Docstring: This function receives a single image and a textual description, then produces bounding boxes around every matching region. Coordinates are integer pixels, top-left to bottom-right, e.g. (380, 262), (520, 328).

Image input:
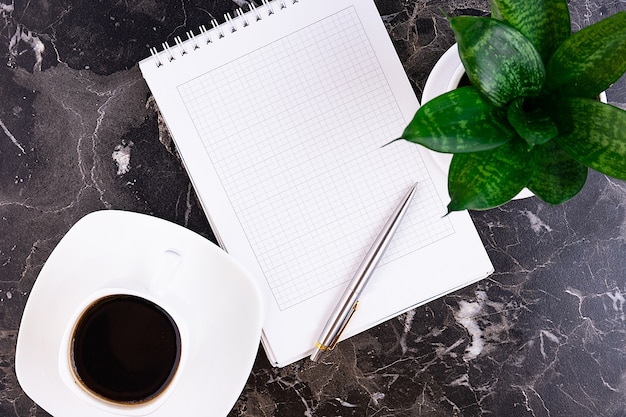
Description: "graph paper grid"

(178, 7), (454, 310)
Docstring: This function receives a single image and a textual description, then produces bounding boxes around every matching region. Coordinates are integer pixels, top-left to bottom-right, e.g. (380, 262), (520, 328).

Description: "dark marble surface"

(2, 0), (626, 416)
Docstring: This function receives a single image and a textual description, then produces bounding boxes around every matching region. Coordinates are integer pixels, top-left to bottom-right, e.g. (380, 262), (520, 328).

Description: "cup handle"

(149, 250), (182, 294)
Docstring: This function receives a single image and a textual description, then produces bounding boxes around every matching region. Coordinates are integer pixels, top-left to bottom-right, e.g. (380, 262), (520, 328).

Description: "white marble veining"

(1, 0), (626, 416)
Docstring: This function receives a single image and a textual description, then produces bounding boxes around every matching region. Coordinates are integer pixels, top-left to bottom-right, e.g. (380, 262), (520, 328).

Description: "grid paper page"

(178, 7), (454, 310)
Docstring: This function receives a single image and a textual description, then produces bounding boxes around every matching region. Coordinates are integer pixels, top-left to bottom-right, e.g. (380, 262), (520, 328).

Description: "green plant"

(399, 0), (626, 213)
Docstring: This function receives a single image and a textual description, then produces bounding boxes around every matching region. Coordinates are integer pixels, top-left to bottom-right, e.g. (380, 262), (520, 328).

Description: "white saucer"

(16, 210), (263, 417)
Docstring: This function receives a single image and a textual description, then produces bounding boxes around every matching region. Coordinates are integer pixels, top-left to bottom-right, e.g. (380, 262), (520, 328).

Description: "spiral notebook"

(139, 0), (493, 367)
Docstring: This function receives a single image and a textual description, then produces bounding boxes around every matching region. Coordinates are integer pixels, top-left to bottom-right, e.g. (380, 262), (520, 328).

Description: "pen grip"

(315, 289), (360, 351)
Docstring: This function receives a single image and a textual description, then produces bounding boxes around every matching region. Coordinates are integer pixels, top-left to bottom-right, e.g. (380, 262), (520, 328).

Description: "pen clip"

(327, 300), (359, 351)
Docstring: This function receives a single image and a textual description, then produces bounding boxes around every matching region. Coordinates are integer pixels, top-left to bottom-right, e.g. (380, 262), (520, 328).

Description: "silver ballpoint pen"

(310, 181), (419, 361)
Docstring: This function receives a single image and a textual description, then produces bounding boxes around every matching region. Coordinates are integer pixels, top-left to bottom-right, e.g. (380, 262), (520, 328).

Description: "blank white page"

(140, 0), (493, 366)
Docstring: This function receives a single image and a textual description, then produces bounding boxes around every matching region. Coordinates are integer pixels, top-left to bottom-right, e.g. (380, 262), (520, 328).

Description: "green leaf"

(491, 0), (571, 63)
(546, 11), (626, 98)
(507, 97), (558, 146)
(554, 97), (626, 180)
(527, 141), (587, 204)
(447, 139), (534, 212)
(401, 86), (515, 153)
(450, 16), (545, 107)
(491, 2), (503, 20)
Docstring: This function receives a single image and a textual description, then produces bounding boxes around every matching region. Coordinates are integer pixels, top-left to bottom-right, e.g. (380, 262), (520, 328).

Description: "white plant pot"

(420, 43), (608, 202)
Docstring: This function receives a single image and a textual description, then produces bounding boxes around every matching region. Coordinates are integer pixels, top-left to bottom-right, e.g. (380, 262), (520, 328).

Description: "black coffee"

(71, 295), (181, 404)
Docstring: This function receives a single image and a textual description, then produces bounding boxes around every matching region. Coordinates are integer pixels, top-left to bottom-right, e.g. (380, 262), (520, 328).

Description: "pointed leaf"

(492, 0), (571, 63)
(546, 11), (626, 98)
(447, 139), (534, 212)
(507, 97), (558, 146)
(450, 16), (545, 107)
(491, 2), (503, 20)
(401, 87), (515, 153)
(527, 141), (587, 204)
(553, 97), (626, 180)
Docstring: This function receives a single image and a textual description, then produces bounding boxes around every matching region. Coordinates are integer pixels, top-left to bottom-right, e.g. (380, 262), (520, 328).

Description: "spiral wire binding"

(149, 0), (299, 68)
(236, 8), (250, 27)
(198, 25), (211, 45)
(211, 19), (224, 39)
(262, 0), (274, 15)
(187, 30), (199, 50)
(248, 2), (261, 21)
(224, 13), (236, 33)
(174, 36), (187, 55)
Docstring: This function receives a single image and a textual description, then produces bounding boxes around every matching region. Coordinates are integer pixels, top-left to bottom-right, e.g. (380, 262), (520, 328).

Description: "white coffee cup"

(59, 289), (185, 415)
(16, 211), (263, 417)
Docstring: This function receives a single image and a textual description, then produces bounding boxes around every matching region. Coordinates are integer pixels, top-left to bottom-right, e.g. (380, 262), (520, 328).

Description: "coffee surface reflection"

(71, 295), (181, 404)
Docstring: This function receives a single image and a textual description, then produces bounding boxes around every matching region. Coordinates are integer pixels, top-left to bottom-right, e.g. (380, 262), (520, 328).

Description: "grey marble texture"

(1, 0), (626, 416)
